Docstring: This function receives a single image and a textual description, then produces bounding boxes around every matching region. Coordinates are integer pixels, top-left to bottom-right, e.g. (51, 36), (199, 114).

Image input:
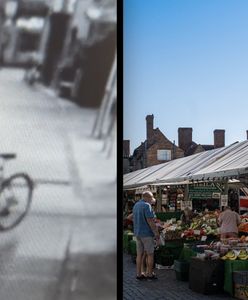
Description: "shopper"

(218, 206), (241, 239)
(132, 191), (160, 280)
(180, 207), (194, 225)
(140, 198), (159, 277)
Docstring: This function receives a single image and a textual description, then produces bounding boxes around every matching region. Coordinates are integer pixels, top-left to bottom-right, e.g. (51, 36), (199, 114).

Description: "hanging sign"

(212, 192), (221, 199)
(189, 185), (222, 199)
(181, 200), (192, 210)
(135, 185), (157, 194)
(162, 194), (168, 205)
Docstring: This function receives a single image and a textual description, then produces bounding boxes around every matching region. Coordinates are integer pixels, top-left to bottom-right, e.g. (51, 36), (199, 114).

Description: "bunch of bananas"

(221, 250), (248, 260)
(237, 250), (248, 260)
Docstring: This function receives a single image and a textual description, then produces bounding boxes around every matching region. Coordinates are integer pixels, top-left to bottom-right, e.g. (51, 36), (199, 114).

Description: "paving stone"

(123, 253), (234, 300)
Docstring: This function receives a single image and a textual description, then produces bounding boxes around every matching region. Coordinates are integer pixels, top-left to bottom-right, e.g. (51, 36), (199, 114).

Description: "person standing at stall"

(132, 191), (160, 280)
(180, 206), (194, 225)
(218, 206), (241, 239)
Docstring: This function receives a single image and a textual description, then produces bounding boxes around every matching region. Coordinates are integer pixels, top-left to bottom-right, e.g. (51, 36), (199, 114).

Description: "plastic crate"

(224, 260), (248, 296)
(123, 231), (133, 253)
(175, 270), (189, 281)
(233, 271), (248, 300)
(165, 239), (184, 248)
(129, 240), (137, 256)
(159, 242), (184, 260)
(174, 260), (190, 281)
(234, 271), (248, 285)
(155, 253), (174, 266)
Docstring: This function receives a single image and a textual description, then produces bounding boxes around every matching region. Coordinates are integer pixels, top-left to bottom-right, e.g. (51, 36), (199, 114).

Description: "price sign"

(221, 195), (228, 207)
(194, 230), (201, 235)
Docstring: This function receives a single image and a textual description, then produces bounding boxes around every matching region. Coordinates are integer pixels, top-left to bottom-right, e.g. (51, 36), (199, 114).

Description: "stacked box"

(233, 271), (248, 300)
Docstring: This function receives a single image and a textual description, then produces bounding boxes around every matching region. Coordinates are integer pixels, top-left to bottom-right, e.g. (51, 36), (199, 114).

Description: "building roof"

(201, 144), (215, 151)
(124, 139), (248, 189)
(184, 142), (198, 156)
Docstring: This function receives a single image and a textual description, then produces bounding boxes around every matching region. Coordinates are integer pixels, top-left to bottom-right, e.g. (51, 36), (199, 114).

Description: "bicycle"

(0, 153), (33, 231)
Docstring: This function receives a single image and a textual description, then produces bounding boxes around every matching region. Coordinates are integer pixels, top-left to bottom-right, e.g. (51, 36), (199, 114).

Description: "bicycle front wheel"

(0, 173), (33, 231)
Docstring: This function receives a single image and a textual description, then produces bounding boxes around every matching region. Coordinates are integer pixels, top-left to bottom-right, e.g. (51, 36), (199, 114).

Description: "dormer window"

(157, 149), (171, 161)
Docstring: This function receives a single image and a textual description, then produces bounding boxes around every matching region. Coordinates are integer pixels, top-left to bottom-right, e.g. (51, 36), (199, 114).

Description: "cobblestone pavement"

(123, 253), (234, 300)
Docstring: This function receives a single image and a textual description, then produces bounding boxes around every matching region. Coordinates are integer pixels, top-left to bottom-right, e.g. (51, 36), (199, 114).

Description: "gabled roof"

(133, 141), (147, 157)
(124, 140), (248, 189)
(132, 128), (183, 157)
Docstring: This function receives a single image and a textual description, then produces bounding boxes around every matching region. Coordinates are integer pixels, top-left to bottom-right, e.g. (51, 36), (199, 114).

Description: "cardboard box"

(234, 283), (248, 300)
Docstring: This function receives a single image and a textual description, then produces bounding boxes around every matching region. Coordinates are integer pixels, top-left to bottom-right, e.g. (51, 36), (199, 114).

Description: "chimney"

(178, 128), (193, 152)
(246, 130), (248, 140)
(123, 140), (130, 157)
(214, 129), (225, 148)
(146, 114), (154, 147)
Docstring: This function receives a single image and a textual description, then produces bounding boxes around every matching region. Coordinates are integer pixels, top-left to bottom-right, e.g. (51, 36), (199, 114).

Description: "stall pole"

(221, 181), (229, 211)
(184, 184), (189, 201)
(157, 186), (162, 212)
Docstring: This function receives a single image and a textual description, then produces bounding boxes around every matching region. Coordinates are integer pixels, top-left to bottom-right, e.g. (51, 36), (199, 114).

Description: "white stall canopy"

(124, 140), (248, 190)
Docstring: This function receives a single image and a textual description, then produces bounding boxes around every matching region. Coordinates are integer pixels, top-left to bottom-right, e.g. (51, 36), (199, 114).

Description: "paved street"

(123, 253), (234, 300)
(0, 68), (116, 300)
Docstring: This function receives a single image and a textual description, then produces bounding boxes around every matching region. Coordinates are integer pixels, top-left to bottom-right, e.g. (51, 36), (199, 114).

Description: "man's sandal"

(147, 274), (158, 280)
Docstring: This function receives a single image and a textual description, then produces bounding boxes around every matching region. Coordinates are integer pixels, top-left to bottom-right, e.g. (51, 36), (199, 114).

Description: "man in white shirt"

(218, 206), (241, 239)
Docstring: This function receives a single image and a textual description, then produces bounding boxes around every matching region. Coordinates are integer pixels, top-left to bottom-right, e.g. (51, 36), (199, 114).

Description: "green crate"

(123, 235), (128, 252)
(175, 270), (189, 281)
(158, 242), (184, 260)
(174, 260), (190, 281)
(170, 247), (183, 260)
(123, 231), (134, 253)
(164, 239), (184, 248)
(179, 247), (197, 262)
(129, 240), (137, 256)
(155, 253), (174, 266)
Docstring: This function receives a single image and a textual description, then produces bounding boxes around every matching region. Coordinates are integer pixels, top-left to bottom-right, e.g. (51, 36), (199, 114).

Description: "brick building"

(123, 114), (226, 174)
(123, 115), (185, 173)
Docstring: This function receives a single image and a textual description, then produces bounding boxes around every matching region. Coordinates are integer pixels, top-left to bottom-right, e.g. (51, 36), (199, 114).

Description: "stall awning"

(124, 140), (248, 190)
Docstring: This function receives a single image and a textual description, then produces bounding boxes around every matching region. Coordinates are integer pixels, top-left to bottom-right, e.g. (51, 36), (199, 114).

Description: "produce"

(238, 250), (248, 260)
(240, 235), (248, 243)
(161, 220), (186, 240)
(221, 250), (237, 260)
(182, 211), (219, 239)
(238, 222), (248, 233)
(221, 250), (248, 260)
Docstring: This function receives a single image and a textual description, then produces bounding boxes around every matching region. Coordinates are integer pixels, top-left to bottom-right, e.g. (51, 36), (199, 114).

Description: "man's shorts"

(136, 236), (155, 255)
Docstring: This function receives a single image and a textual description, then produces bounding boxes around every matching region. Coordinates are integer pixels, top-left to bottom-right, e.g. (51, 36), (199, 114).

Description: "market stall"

(123, 140), (248, 297)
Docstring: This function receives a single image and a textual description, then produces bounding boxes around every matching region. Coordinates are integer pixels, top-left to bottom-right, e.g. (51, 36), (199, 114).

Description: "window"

(19, 32), (40, 52)
(157, 149), (171, 161)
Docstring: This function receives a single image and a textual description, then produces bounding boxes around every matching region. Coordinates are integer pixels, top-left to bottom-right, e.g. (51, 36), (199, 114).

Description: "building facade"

(123, 114), (226, 174)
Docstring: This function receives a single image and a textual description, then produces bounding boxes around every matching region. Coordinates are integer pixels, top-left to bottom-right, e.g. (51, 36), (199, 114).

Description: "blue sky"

(124, 0), (248, 153)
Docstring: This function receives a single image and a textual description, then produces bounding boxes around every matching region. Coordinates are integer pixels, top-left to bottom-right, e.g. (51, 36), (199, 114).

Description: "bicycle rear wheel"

(0, 173), (33, 231)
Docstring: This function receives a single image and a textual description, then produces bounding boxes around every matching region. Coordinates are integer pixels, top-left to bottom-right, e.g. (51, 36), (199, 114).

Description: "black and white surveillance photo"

(0, 0), (116, 299)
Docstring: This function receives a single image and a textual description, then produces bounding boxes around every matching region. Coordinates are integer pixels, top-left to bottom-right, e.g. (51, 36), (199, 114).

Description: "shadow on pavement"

(56, 252), (116, 300)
